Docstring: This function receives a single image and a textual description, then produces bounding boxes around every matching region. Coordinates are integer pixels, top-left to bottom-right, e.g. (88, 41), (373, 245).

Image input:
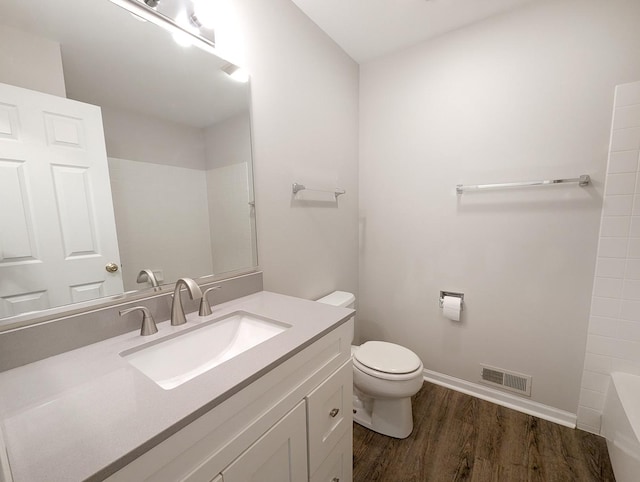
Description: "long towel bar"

(456, 174), (590, 194)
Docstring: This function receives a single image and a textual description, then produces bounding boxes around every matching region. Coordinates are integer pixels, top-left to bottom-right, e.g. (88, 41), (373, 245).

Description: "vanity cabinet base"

(105, 321), (353, 482)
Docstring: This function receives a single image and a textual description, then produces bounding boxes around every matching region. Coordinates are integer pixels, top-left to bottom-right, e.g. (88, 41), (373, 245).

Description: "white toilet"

(316, 291), (424, 439)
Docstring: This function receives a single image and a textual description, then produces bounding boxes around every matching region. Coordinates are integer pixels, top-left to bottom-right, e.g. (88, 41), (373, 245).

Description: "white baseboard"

(423, 368), (577, 429)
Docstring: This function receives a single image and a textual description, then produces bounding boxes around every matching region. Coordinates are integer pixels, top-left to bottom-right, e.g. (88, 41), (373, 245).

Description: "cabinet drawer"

(310, 429), (352, 482)
(306, 360), (353, 475)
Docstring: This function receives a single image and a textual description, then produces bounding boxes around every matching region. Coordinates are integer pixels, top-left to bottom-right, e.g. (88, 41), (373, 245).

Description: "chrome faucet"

(137, 269), (160, 288)
(171, 278), (203, 326)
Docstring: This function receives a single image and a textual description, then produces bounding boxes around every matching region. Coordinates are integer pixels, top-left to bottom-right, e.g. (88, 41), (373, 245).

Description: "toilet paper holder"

(439, 291), (464, 310)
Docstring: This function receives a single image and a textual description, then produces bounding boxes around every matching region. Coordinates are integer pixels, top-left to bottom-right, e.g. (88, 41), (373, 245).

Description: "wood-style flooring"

(353, 382), (615, 482)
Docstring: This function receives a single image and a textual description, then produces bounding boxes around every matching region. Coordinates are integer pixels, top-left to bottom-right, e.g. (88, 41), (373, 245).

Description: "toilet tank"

(316, 291), (355, 343)
(316, 291), (355, 309)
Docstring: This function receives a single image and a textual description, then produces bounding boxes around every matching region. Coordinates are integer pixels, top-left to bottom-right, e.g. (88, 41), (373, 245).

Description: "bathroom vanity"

(0, 291), (354, 482)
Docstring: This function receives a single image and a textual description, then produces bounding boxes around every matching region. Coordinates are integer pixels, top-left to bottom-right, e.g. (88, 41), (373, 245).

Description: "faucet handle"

(120, 306), (158, 336)
(199, 286), (221, 317)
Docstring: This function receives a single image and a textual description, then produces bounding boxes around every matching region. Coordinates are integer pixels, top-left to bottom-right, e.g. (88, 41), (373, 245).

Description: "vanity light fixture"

(222, 63), (249, 83)
(109, 0), (215, 51)
(189, 12), (203, 28)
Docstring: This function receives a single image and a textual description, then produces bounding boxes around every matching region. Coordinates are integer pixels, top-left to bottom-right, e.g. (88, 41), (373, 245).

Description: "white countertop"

(0, 291), (353, 481)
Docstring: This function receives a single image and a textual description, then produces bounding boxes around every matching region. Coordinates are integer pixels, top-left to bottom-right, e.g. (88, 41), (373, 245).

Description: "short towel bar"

(292, 182), (346, 199)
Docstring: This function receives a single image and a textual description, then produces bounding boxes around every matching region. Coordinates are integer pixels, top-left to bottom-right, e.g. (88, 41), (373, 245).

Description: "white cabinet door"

(0, 82), (123, 317)
(222, 401), (308, 482)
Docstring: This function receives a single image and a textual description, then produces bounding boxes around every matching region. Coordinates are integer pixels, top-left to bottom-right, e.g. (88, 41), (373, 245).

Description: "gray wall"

(0, 26), (66, 97)
(359, 0), (640, 414)
(101, 105), (207, 170)
(217, 0), (360, 301)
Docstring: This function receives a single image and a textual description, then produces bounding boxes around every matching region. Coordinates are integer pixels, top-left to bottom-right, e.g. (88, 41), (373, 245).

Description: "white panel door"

(222, 401), (308, 482)
(0, 82), (123, 317)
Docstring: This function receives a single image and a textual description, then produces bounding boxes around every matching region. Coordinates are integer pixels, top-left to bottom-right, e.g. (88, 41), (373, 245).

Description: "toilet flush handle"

(329, 408), (339, 418)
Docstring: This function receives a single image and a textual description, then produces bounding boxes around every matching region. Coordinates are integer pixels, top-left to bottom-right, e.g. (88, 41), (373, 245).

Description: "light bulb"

(193, 1), (217, 29)
(229, 68), (249, 83)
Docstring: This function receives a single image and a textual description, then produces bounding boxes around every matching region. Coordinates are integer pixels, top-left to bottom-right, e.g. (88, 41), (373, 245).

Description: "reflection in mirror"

(0, 0), (257, 324)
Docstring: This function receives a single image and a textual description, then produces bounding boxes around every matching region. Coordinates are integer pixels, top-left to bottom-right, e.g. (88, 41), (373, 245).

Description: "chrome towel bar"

(456, 174), (590, 194)
(292, 182), (346, 199)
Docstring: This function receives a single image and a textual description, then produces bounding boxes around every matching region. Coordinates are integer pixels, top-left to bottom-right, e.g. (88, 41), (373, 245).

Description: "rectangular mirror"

(0, 0), (257, 326)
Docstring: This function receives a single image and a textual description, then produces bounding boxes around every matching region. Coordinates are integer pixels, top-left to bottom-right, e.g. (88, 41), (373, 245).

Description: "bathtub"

(602, 372), (640, 482)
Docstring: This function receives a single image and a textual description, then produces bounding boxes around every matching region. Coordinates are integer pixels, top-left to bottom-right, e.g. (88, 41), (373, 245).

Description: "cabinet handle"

(331, 478), (340, 482)
(329, 408), (339, 418)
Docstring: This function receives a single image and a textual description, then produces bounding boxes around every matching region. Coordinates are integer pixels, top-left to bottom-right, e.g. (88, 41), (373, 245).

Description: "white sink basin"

(121, 311), (290, 389)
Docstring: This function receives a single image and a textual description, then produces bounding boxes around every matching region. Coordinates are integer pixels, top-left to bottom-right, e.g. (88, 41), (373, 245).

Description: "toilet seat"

(353, 358), (423, 381)
(353, 341), (422, 380)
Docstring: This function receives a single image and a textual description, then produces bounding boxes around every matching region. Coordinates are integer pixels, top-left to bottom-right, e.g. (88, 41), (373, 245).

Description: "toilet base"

(353, 392), (414, 439)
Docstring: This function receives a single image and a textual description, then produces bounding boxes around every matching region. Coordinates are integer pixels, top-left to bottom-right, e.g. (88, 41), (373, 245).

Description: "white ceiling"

(290, 0), (538, 63)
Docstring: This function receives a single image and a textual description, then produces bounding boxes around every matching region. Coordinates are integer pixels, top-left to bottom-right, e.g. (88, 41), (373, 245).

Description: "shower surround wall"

(102, 106), (255, 287)
(204, 113), (257, 272)
(578, 81), (640, 434)
(359, 0), (640, 417)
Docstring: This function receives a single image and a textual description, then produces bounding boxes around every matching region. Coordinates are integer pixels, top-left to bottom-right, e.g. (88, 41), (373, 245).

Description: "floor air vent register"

(480, 365), (532, 396)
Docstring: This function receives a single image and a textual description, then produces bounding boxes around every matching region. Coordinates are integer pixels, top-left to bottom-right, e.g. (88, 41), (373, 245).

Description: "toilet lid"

(354, 341), (421, 374)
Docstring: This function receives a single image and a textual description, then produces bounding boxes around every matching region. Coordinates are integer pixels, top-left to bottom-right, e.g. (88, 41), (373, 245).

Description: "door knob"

(105, 263), (119, 273)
